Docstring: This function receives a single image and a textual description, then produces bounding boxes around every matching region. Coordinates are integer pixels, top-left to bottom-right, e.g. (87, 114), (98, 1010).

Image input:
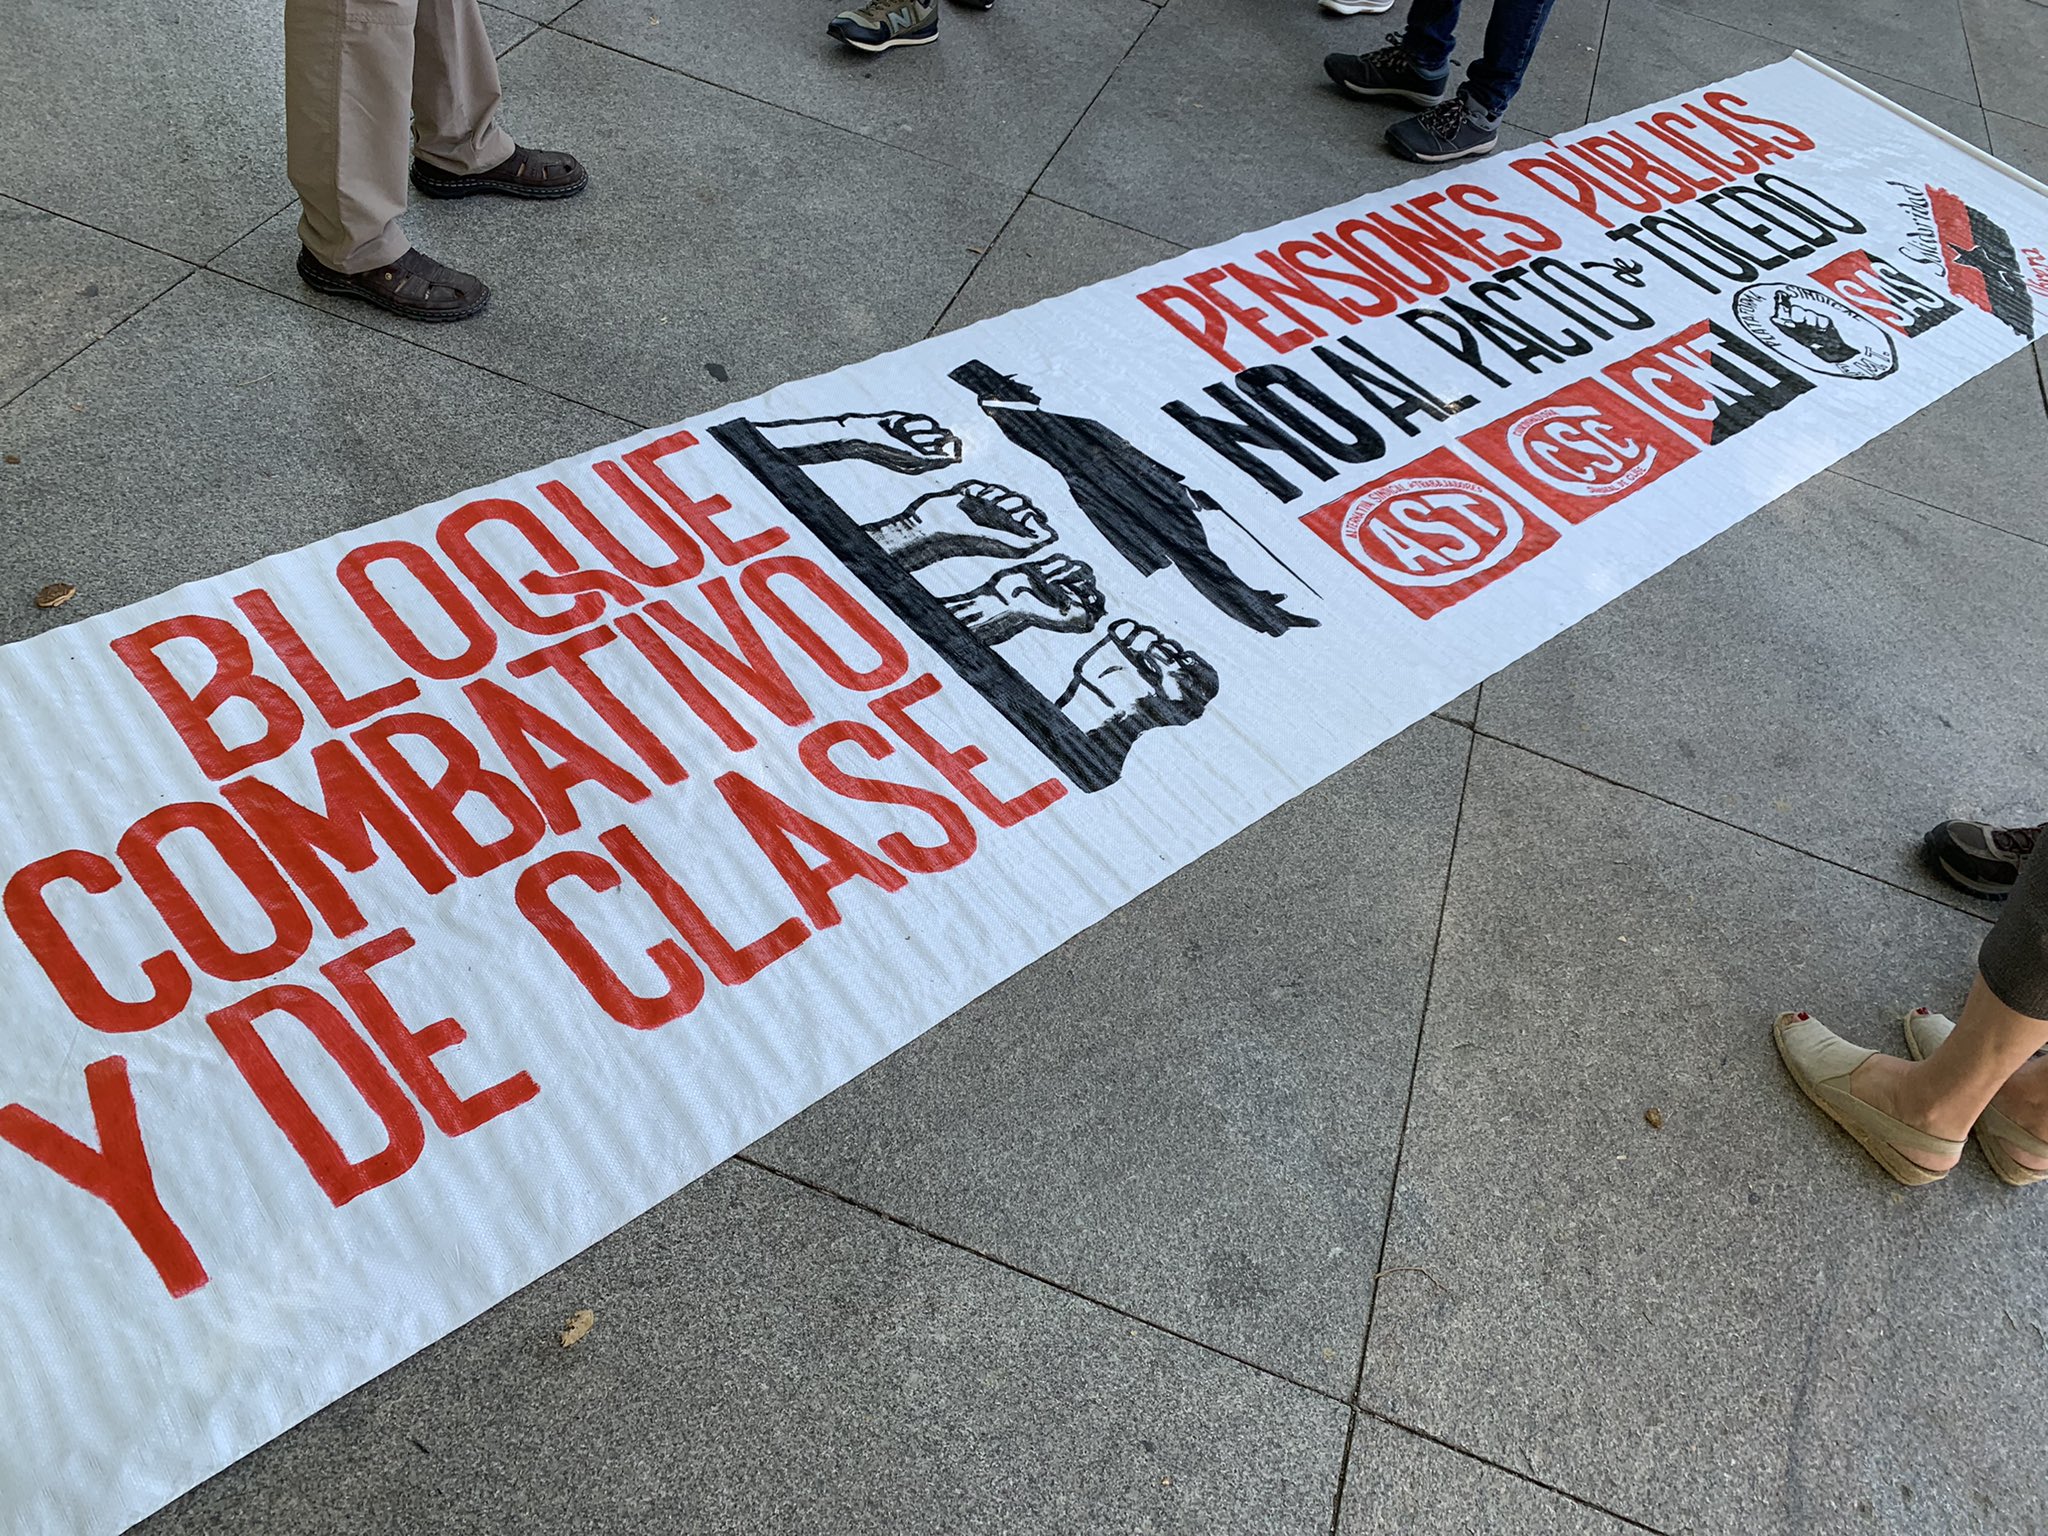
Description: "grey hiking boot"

(1324, 34), (1450, 106)
(828, 0), (938, 51)
(1923, 817), (2042, 899)
(1387, 92), (1503, 162)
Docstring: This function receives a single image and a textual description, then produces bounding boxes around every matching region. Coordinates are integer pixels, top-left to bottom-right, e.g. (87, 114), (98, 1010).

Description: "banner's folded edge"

(1790, 50), (2048, 199)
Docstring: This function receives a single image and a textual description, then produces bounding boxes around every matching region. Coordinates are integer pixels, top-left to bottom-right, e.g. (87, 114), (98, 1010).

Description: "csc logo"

(1463, 380), (1698, 524)
(1504, 403), (1657, 498)
(1302, 448), (1560, 619)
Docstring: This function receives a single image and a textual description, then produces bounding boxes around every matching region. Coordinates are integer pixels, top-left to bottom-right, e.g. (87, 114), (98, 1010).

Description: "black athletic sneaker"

(1923, 818), (2041, 898)
(829, 0), (938, 50)
(1387, 92), (1502, 163)
(1324, 35), (1451, 106)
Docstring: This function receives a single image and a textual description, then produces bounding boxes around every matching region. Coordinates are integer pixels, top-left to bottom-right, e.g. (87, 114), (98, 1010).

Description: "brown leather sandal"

(410, 144), (589, 200)
(296, 246), (491, 323)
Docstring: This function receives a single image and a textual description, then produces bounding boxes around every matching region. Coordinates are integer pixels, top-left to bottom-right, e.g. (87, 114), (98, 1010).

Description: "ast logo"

(1809, 249), (1960, 337)
(1459, 379), (1697, 524)
(1601, 319), (1813, 446)
(1301, 447), (1559, 619)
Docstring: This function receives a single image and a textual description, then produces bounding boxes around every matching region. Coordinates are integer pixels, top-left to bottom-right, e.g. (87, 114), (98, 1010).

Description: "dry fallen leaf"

(1644, 1108), (1665, 1130)
(560, 1308), (596, 1348)
(34, 583), (77, 610)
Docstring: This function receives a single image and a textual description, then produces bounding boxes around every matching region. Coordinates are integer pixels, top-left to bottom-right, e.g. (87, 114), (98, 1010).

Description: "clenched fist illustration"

(1057, 618), (1219, 743)
(1769, 291), (1858, 364)
(942, 555), (1106, 643)
(867, 411), (964, 466)
(752, 409), (964, 471)
(863, 481), (1055, 569)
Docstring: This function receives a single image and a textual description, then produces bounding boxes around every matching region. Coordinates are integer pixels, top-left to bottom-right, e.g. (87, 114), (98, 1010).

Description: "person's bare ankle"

(1989, 1060), (2048, 1170)
(1847, 1055), (1964, 1171)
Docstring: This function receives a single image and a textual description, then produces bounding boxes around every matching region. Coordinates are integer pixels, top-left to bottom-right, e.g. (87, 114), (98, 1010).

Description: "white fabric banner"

(3, 56), (2043, 1533)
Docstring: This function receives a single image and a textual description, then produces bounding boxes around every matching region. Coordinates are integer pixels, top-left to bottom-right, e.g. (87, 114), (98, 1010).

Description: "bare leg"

(1849, 974), (2048, 1171)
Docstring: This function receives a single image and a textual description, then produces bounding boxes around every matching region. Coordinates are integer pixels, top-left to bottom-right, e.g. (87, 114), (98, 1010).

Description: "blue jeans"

(1402, 0), (1560, 120)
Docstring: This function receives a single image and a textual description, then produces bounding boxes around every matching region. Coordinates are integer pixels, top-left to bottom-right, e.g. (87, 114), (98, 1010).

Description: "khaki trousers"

(285, 0), (516, 272)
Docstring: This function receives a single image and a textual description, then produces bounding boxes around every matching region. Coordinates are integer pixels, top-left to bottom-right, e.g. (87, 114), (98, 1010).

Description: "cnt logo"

(1461, 378), (1697, 524)
(1302, 447), (1558, 619)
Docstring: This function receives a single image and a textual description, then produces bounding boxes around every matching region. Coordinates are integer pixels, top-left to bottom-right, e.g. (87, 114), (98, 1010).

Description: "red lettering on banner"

(225, 741), (456, 939)
(639, 588), (814, 731)
(1301, 447), (1559, 619)
(515, 851), (707, 1030)
(0, 1057), (209, 1297)
(117, 802), (314, 985)
(355, 713), (547, 878)
(464, 679), (651, 835)
(599, 824), (809, 987)
(111, 616), (305, 779)
(738, 556), (912, 693)
(717, 772), (908, 929)
(436, 496), (642, 637)
(232, 588), (421, 730)
(506, 627), (689, 787)
(1444, 184), (1564, 258)
(1137, 285), (1246, 372)
(614, 610), (758, 754)
(1225, 258), (1361, 333)
(799, 721), (978, 876)
(321, 929), (539, 1134)
(1272, 239), (1403, 319)
(1459, 378), (1697, 523)
(338, 541), (499, 681)
(3, 852), (190, 1033)
(1330, 220), (1433, 301)
(1645, 110), (1759, 180)
(208, 985), (426, 1207)
(1701, 91), (1814, 153)
(622, 430), (788, 567)
(1187, 267), (1317, 354)
(1510, 149), (1625, 229)
(542, 468), (708, 588)
(868, 674), (1066, 828)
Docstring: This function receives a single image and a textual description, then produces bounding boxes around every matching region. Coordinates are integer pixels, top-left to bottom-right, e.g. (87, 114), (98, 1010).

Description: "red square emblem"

(1300, 447), (1558, 619)
(1600, 318), (1813, 445)
(1458, 378), (1697, 525)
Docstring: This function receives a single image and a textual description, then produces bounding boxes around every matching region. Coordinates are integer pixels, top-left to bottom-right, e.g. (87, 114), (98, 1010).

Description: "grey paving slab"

(1833, 344), (2048, 547)
(0, 199), (190, 408)
(750, 715), (1472, 1396)
(0, 272), (623, 644)
(137, 1161), (1349, 1536)
(555, 0), (1154, 190)
(1586, 0), (1990, 149)
(481, 1), (543, 54)
(212, 30), (1017, 427)
(1360, 739), (2042, 1536)
(498, 0), (580, 21)
(1965, 0), (2048, 129)
(934, 196), (1185, 336)
(1990, 109), (2048, 183)
(1666, 0), (1977, 103)
(1037, 0), (1545, 249)
(3, 0), (294, 261)
(1437, 686), (1481, 726)
(1474, 473), (2048, 914)
(1340, 1415), (1638, 1535)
